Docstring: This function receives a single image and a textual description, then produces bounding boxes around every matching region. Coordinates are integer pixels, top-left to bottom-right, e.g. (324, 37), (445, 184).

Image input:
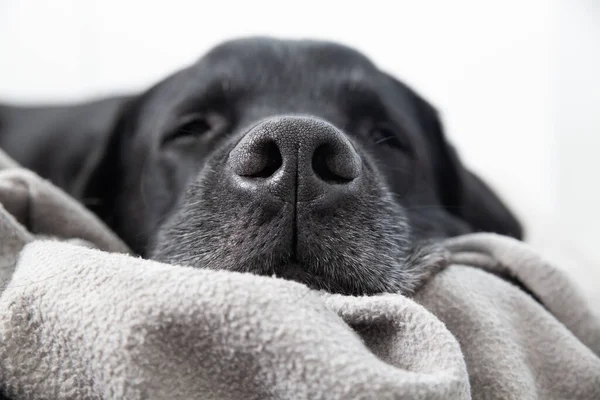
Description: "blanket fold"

(0, 148), (599, 400)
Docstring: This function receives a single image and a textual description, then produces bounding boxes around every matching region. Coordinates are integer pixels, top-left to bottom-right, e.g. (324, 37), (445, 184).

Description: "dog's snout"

(228, 116), (361, 203)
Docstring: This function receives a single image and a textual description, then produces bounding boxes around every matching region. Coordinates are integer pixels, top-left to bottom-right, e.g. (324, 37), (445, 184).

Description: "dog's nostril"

(242, 140), (283, 178)
(253, 140), (282, 178)
(312, 144), (355, 184)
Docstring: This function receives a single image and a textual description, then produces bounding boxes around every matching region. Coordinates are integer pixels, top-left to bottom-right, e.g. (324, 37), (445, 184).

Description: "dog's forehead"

(203, 37), (374, 66)
(195, 37), (379, 87)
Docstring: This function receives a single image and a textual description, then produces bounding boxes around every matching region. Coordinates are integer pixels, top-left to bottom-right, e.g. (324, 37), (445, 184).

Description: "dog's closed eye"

(162, 112), (228, 146)
(370, 123), (412, 153)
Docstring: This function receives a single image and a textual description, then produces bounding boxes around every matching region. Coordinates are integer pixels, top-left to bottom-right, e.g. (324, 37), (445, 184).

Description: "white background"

(0, 1), (598, 295)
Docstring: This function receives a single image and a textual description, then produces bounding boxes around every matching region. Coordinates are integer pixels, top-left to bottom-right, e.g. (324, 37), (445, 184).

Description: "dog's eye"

(163, 113), (222, 145)
(370, 124), (412, 153)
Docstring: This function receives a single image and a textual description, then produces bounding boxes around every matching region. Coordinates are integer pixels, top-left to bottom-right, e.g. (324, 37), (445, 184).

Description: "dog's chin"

(268, 262), (350, 294)
(150, 234), (449, 296)
(273, 241), (448, 295)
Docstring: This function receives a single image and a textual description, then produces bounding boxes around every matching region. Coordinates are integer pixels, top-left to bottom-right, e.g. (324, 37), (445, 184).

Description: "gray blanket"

(0, 148), (599, 400)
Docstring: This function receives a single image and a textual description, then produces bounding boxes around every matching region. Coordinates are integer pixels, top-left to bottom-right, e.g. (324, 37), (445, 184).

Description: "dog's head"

(83, 37), (522, 295)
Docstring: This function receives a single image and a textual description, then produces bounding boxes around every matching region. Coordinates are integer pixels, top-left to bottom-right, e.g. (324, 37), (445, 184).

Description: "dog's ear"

(436, 138), (524, 240)
(75, 95), (141, 229)
(392, 77), (524, 239)
(0, 95), (137, 235)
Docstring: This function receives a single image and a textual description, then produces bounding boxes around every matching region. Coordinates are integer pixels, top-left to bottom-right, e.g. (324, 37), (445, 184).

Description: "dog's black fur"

(0, 37), (522, 295)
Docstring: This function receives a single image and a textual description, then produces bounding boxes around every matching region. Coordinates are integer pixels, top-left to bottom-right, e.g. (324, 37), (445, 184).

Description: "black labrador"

(0, 37), (522, 295)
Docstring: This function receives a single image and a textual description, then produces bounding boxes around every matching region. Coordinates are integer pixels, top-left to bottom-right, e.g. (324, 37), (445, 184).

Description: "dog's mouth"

(150, 176), (447, 296)
(151, 208), (447, 296)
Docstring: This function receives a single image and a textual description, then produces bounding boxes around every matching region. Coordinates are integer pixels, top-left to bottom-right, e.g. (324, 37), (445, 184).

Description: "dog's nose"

(227, 117), (361, 203)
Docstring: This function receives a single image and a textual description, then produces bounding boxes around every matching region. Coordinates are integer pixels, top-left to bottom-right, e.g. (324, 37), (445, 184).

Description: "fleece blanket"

(0, 148), (599, 400)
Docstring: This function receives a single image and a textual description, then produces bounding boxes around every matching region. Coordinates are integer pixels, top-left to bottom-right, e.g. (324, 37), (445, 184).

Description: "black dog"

(0, 37), (522, 295)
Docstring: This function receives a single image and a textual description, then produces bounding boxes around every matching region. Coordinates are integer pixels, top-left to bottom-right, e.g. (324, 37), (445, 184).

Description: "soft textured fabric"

(0, 148), (598, 400)
(0, 150), (129, 293)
